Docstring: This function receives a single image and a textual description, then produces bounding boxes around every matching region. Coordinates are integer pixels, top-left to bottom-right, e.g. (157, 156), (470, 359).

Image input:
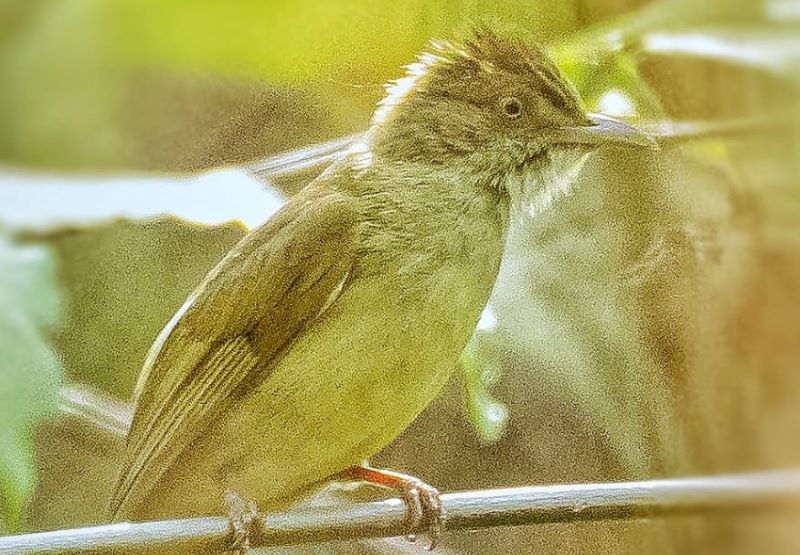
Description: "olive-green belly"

(143, 269), (490, 517)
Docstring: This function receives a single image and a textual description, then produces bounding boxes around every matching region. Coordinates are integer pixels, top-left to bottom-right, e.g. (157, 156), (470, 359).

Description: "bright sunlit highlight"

(0, 169), (285, 232)
(477, 306), (497, 332)
(643, 32), (800, 73)
(597, 89), (637, 117)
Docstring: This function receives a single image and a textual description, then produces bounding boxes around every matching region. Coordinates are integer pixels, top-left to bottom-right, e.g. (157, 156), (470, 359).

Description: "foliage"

(0, 240), (62, 531)
(1, 2), (799, 551)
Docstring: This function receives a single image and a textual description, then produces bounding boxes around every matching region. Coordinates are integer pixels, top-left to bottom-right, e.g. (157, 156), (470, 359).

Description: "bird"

(108, 29), (655, 553)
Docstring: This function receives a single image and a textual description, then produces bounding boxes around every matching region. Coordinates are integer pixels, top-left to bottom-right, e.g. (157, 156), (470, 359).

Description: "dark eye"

(500, 97), (522, 119)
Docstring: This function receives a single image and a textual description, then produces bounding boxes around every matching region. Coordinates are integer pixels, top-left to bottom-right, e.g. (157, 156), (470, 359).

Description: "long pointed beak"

(546, 113), (659, 150)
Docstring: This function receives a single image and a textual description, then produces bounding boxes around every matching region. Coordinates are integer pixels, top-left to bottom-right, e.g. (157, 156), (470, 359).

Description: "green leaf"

(0, 239), (63, 530)
(461, 309), (509, 443)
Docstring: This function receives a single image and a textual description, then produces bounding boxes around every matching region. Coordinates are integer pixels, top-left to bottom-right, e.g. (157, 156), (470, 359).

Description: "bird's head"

(367, 30), (656, 215)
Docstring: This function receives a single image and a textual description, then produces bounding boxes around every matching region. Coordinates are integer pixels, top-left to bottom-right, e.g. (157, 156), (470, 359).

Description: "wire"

(3, 469), (800, 554)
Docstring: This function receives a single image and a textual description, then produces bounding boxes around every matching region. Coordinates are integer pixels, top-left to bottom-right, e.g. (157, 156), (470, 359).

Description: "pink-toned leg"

(338, 464), (443, 549)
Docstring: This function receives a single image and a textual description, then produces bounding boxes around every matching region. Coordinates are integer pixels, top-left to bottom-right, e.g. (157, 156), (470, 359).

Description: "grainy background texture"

(0, 0), (798, 553)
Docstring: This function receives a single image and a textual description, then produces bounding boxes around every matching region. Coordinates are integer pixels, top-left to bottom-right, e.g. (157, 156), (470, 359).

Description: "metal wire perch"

(2, 469), (800, 554)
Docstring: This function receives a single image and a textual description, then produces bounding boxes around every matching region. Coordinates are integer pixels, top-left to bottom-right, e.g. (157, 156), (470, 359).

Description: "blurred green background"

(1, 0), (799, 553)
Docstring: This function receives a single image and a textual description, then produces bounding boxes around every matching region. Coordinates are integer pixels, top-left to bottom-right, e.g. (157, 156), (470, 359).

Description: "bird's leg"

(223, 489), (260, 554)
(338, 462), (443, 549)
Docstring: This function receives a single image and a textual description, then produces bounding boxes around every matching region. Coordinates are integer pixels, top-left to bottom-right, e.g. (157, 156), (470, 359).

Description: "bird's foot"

(224, 489), (260, 555)
(339, 464), (443, 550)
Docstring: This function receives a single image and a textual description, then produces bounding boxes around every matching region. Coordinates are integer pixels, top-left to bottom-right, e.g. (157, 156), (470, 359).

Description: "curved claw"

(224, 489), (260, 555)
(338, 465), (444, 550)
(400, 479), (443, 550)
(403, 486), (424, 540)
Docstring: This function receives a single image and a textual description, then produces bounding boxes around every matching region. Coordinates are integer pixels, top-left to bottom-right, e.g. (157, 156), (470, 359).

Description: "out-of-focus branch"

(58, 384), (131, 439)
(242, 113), (800, 180)
(245, 133), (361, 181)
(3, 470), (800, 554)
(2, 113), (797, 234)
(639, 112), (800, 145)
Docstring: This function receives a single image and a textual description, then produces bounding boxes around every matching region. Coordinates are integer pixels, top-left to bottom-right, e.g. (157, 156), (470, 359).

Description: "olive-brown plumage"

(110, 30), (654, 536)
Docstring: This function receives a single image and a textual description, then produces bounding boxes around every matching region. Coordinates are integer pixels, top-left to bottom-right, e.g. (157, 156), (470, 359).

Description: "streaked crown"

(370, 30), (591, 164)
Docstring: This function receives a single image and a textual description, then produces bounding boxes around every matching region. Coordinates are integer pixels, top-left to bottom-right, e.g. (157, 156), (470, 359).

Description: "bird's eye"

(500, 97), (522, 119)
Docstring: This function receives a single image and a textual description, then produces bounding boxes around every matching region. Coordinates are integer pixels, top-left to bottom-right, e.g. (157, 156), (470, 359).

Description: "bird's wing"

(109, 189), (359, 519)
